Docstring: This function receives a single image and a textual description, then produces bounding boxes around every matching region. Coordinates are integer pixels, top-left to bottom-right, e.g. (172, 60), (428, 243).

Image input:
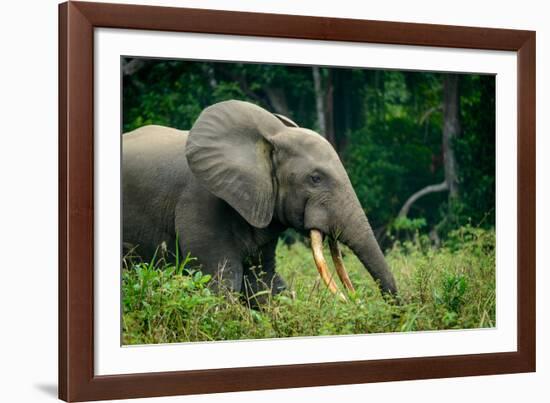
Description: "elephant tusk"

(328, 238), (356, 293)
(310, 230), (347, 302)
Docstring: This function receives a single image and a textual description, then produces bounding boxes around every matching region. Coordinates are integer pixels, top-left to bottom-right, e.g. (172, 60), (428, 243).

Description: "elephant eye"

(310, 174), (322, 184)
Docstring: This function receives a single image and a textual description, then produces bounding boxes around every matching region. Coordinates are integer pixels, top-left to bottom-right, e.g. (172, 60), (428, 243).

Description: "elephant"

(122, 100), (397, 302)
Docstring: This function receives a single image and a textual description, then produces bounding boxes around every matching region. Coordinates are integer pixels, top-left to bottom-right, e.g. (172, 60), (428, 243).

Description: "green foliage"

(454, 75), (496, 227)
(122, 226), (496, 344)
(123, 60), (318, 133)
(439, 274), (468, 313)
(390, 216), (427, 232)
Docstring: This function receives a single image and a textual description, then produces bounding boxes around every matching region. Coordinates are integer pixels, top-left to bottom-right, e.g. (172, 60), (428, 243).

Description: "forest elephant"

(123, 100), (397, 302)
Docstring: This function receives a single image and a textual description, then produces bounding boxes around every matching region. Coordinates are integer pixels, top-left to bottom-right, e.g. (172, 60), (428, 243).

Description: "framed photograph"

(59, 1), (535, 401)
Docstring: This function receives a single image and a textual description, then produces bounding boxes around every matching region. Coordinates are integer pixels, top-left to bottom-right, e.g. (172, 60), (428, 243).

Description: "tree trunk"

(202, 64), (218, 89)
(312, 67), (326, 135)
(264, 87), (290, 116)
(374, 70), (384, 121)
(312, 67), (336, 147)
(324, 70), (336, 147)
(398, 74), (461, 218)
(443, 74), (460, 199)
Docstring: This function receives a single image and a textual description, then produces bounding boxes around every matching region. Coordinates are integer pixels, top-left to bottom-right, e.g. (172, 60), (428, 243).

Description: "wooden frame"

(59, 1), (536, 401)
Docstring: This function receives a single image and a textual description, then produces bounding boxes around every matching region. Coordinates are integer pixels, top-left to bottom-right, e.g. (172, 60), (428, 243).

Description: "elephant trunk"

(308, 193), (397, 298)
(337, 211), (397, 296)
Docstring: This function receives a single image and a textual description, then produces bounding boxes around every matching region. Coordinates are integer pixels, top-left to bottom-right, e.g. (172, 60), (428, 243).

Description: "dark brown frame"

(59, 1), (536, 401)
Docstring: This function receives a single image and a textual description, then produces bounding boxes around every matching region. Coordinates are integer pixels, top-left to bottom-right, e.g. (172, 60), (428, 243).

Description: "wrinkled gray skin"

(123, 100), (397, 301)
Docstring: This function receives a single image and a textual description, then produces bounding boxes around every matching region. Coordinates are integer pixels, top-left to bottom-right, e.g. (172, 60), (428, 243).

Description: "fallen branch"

(398, 181), (448, 218)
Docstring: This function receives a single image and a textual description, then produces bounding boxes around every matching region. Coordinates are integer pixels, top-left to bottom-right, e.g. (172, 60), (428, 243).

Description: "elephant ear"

(273, 113), (299, 128)
(186, 100), (287, 228)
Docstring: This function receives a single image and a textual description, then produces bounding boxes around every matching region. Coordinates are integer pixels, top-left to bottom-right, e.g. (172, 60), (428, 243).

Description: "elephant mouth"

(309, 229), (356, 302)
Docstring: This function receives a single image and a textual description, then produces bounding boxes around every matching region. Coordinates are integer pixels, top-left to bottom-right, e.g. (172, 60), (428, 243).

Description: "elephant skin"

(123, 100), (397, 301)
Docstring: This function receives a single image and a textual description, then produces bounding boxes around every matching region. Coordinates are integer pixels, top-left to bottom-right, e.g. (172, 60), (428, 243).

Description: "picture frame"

(58, 1), (536, 401)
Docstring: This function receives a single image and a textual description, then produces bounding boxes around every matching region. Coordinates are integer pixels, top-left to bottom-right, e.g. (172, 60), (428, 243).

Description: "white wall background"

(0, 0), (546, 402)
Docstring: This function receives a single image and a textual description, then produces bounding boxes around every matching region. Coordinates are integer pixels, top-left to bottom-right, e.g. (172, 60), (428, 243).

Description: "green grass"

(122, 225), (495, 345)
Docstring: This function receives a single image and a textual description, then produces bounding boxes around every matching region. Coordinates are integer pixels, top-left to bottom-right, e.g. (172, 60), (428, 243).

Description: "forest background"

(122, 58), (495, 243)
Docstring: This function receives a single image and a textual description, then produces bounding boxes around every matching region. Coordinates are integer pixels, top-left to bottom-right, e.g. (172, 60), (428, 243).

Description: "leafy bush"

(122, 226), (496, 344)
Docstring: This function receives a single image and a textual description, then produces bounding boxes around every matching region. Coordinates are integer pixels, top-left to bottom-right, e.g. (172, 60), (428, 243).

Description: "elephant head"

(186, 100), (397, 298)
